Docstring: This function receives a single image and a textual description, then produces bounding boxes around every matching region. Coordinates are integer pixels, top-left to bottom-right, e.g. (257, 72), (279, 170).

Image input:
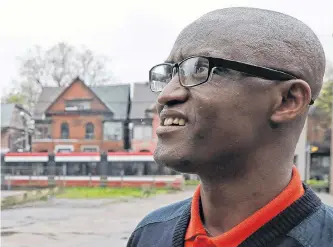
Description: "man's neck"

(199, 165), (293, 237)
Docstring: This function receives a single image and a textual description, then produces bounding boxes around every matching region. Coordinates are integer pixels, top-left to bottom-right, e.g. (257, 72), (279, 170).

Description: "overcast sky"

(0, 0), (332, 97)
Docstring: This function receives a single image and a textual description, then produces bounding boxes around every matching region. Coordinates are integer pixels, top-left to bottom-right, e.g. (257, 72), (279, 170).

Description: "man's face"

(153, 45), (275, 175)
(152, 8), (320, 177)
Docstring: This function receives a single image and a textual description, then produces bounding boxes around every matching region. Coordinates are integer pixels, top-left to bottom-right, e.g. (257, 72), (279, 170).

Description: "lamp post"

(20, 111), (29, 151)
(20, 111), (34, 152)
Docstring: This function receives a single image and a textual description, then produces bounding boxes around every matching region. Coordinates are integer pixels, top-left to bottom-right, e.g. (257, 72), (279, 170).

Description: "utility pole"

(329, 33), (333, 195)
(20, 111), (28, 151)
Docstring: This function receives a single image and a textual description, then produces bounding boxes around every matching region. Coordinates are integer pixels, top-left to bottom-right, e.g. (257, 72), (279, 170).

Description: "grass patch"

(306, 179), (328, 186)
(185, 180), (200, 186)
(56, 187), (170, 199)
(306, 179), (329, 190)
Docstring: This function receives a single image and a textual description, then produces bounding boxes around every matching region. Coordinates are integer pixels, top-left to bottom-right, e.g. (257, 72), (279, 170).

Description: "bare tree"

(8, 42), (113, 111)
(77, 47), (112, 86)
(46, 42), (76, 86)
(19, 45), (47, 88)
(19, 42), (113, 88)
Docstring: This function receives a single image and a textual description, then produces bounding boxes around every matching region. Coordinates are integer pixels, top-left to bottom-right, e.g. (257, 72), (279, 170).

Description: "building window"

(81, 145), (99, 152)
(55, 145), (73, 153)
(65, 100), (91, 111)
(134, 125), (152, 140)
(85, 122), (95, 139)
(104, 122), (123, 141)
(35, 125), (51, 139)
(61, 122), (69, 139)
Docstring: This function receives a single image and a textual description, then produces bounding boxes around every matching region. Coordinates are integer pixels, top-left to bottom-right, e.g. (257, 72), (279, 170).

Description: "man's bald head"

(170, 7), (326, 98)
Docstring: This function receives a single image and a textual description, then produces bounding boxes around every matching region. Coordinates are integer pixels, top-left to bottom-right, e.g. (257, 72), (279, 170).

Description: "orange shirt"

(185, 166), (304, 247)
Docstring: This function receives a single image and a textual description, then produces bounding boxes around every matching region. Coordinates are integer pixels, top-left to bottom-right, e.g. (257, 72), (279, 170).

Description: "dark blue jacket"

(127, 185), (333, 247)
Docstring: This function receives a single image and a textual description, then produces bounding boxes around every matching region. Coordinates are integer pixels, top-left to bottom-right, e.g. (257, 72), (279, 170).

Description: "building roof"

(1, 103), (14, 128)
(130, 82), (158, 119)
(1, 103), (30, 129)
(34, 87), (64, 119)
(91, 85), (130, 119)
(33, 83), (131, 120)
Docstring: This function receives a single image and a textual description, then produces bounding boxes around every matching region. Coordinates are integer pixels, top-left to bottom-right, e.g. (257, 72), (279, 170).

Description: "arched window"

(85, 122), (94, 139)
(60, 122), (69, 139)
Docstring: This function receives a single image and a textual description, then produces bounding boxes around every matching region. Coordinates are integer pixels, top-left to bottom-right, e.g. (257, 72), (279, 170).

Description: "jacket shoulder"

(134, 197), (191, 231)
(126, 198), (192, 247)
(288, 204), (333, 246)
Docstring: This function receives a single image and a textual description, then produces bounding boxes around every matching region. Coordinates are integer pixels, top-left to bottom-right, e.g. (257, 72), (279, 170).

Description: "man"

(127, 7), (333, 247)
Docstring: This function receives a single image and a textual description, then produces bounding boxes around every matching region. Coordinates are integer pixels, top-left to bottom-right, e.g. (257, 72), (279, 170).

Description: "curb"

(1, 187), (60, 210)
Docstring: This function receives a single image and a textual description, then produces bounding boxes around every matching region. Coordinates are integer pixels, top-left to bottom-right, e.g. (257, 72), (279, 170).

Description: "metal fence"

(1, 165), (187, 191)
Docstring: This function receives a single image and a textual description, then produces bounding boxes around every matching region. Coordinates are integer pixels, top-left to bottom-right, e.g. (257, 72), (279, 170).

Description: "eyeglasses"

(149, 56), (314, 105)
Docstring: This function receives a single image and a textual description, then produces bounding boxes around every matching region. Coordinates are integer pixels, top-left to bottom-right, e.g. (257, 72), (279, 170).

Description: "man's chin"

(153, 151), (196, 174)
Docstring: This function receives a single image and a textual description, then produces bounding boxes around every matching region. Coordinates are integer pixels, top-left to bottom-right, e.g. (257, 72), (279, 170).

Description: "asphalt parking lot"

(1, 189), (332, 247)
(1, 189), (194, 247)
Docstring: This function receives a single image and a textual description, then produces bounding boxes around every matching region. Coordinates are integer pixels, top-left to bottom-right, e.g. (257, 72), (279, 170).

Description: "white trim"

(4, 175), (182, 182)
(4, 156), (49, 162)
(107, 176), (153, 182)
(55, 176), (101, 181)
(107, 175), (181, 182)
(4, 176), (48, 180)
(55, 156), (101, 162)
(3, 175), (182, 182)
(107, 155), (154, 162)
(54, 145), (74, 153)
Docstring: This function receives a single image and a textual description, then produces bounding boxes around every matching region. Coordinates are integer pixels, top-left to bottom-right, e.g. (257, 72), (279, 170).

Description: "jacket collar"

(172, 184), (322, 247)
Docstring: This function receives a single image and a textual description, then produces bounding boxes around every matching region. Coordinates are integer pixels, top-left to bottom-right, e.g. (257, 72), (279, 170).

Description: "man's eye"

(196, 67), (208, 73)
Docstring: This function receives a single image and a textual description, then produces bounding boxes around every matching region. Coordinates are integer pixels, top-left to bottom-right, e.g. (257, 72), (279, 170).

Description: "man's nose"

(157, 75), (189, 107)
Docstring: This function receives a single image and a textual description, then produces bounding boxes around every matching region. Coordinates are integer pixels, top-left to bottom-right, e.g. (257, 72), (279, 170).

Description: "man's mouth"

(161, 117), (187, 126)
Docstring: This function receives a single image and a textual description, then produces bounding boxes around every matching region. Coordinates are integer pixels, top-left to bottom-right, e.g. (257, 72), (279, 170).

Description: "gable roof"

(91, 84), (130, 119)
(130, 82), (158, 119)
(45, 79), (111, 114)
(34, 82), (131, 120)
(34, 87), (65, 119)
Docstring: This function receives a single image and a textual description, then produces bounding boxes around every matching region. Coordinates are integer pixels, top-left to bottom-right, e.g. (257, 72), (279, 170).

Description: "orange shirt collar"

(185, 166), (304, 247)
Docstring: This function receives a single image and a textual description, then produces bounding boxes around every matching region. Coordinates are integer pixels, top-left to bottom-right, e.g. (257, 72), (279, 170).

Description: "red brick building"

(32, 79), (130, 153)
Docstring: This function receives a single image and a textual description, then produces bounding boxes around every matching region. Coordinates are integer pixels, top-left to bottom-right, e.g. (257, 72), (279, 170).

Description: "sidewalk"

(1, 187), (60, 209)
(1, 191), (26, 199)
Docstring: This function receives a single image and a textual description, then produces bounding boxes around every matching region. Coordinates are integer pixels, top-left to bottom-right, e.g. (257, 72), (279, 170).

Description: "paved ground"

(1, 190), (333, 247)
(1, 189), (194, 247)
(1, 191), (26, 199)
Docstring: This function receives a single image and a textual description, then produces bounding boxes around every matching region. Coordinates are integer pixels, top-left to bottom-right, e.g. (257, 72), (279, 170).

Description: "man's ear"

(270, 80), (312, 124)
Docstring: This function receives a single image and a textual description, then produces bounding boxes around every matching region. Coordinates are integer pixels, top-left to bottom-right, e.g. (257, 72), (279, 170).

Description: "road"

(1, 189), (333, 247)
(1, 189), (194, 247)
